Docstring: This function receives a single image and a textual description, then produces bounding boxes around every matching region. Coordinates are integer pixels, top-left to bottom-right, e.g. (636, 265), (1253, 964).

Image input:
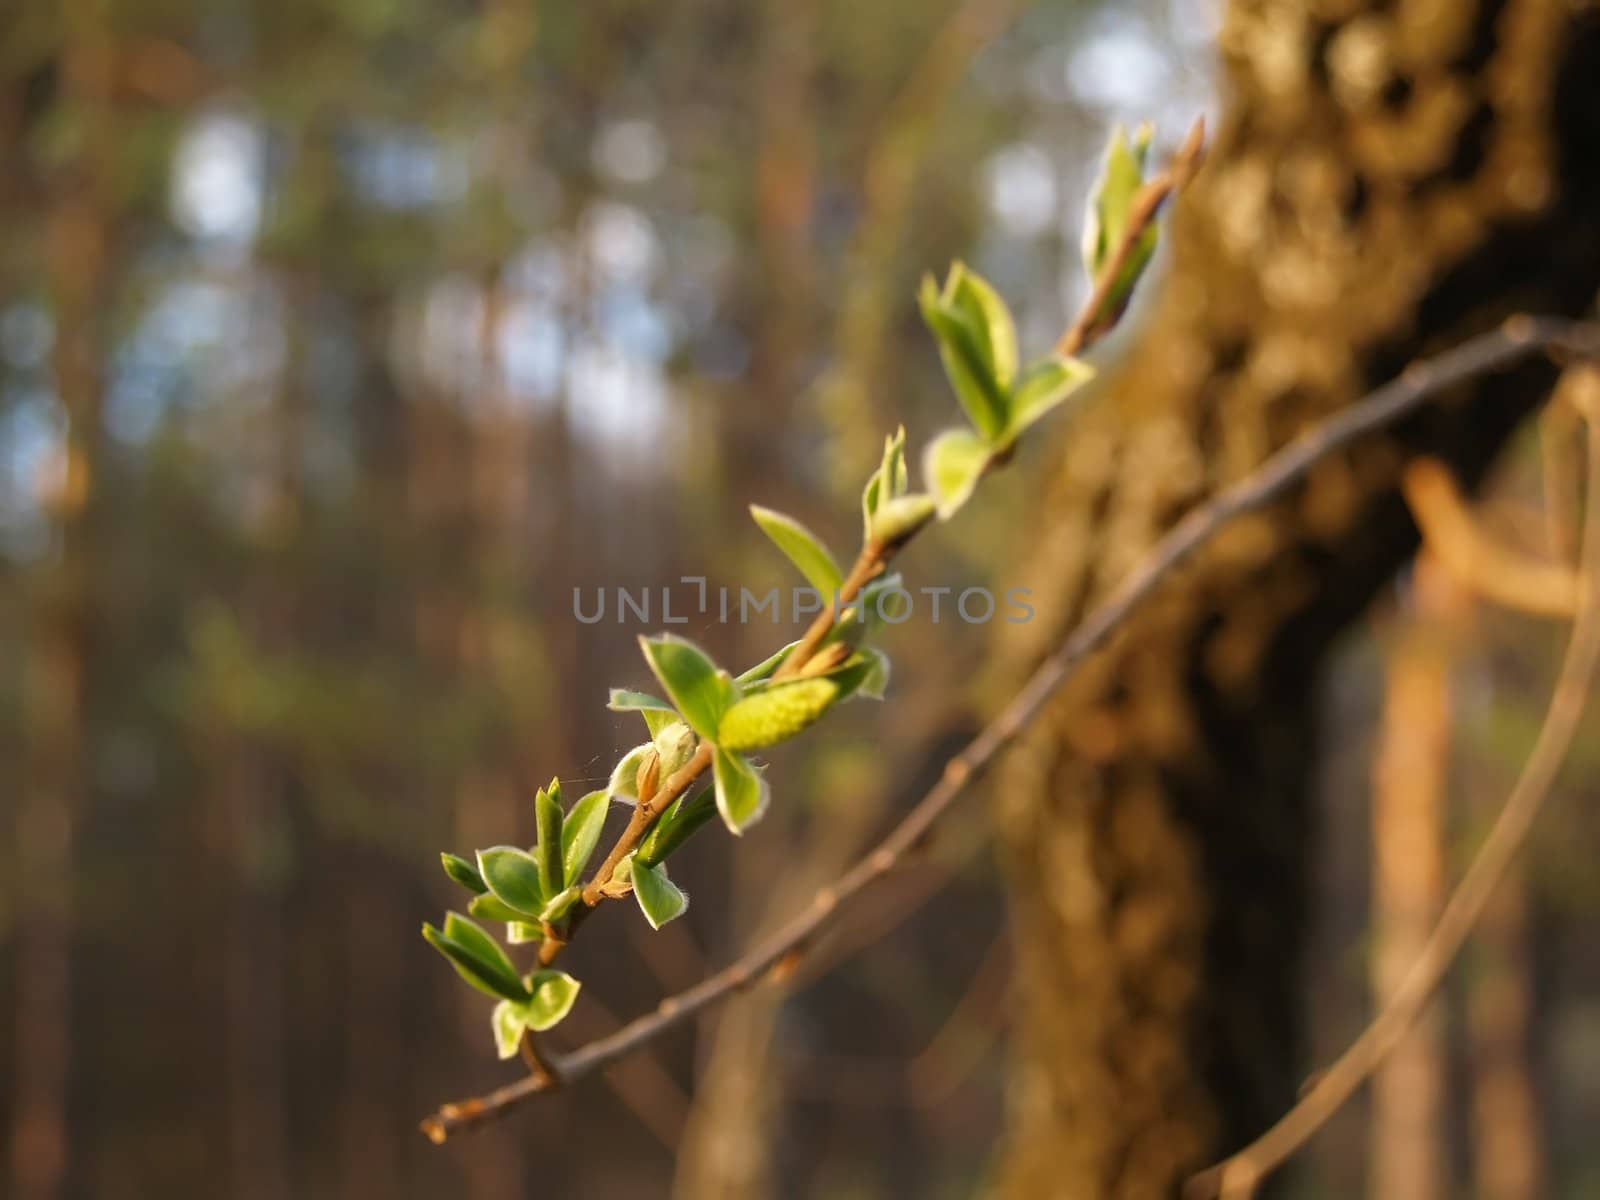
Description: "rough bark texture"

(994, 2), (1600, 1195)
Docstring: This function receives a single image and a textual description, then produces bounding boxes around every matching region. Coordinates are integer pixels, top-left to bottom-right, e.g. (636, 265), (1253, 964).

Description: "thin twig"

(1185, 404), (1600, 1200)
(568, 543), (891, 927)
(421, 315), (1600, 1142)
(517, 1030), (558, 1086)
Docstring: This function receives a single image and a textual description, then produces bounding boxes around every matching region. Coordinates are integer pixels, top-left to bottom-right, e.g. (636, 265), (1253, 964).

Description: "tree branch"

(1185, 396), (1600, 1200)
(421, 314), (1600, 1143)
(1402, 455), (1579, 617)
(544, 124), (1210, 954)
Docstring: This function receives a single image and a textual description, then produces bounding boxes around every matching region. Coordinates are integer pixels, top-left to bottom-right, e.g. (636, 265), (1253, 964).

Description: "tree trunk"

(994, 1), (1600, 1195)
(11, 9), (111, 1193)
(1368, 556), (1455, 1200)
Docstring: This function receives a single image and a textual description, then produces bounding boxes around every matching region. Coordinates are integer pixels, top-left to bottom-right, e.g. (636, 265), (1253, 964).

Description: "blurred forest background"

(2, 0), (1599, 1198)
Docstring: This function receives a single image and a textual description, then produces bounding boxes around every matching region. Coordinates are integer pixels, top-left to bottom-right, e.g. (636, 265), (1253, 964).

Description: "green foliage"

(423, 121), (1180, 1062)
(423, 914), (529, 1002)
(490, 970), (582, 1059)
(861, 427), (910, 531)
(923, 428), (990, 519)
(1082, 122), (1158, 313)
(535, 781), (564, 900)
(638, 635), (737, 741)
(522, 970), (582, 1030)
(945, 265), (1018, 391)
(539, 886), (582, 923)
(468, 893), (528, 924)
(870, 493), (937, 547)
(917, 262), (1096, 519)
(835, 573), (909, 638)
(861, 427), (935, 546)
(750, 505), (844, 598)
(713, 746), (769, 834)
(735, 641), (802, 686)
(607, 689), (678, 737)
(560, 789), (610, 886)
(917, 266), (1011, 440)
(630, 858), (689, 929)
(637, 788), (717, 867)
(856, 647), (891, 701)
(491, 998), (528, 1060)
(477, 846), (547, 919)
(441, 852), (487, 894)
(1007, 357), (1096, 441)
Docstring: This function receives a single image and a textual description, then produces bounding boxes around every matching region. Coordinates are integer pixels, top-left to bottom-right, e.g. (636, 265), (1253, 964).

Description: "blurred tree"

(1368, 556), (1454, 1200)
(995, 0), (1600, 1194)
(8, 3), (117, 1196)
(7, 0), (1598, 1195)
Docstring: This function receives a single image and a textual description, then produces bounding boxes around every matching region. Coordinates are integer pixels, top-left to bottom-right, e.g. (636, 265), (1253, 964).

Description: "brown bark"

(995, 1), (1600, 1195)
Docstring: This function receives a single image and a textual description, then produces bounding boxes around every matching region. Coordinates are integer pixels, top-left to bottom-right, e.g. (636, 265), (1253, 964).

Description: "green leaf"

(612, 853), (635, 884)
(1082, 124), (1159, 320)
(490, 971), (582, 1054)
(736, 640), (801, 685)
(423, 914), (528, 1002)
(857, 647), (890, 701)
(869, 493), (936, 547)
(523, 969), (582, 1030)
(468, 893), (528, 924)
(923, 428), (990, 519)
(608, 688), (678, 737)
(609, 742), (654, 802)
(946, 264), (1018, 390)
(476, 846), (547, 917)
(750, 505), (843, 599)
(713, 747), (770, 835)
(632, 860), (689, 930)
(855, 573), (908, 632)
(561, 789), (610, 885)
(1004, 356), (1095, 445)
(535, 786), (563, 899)
(442, 912), (521, 981)
(717, 677), (842, 752)
(919, 274), (1008, 441)
(886, 427), (910, 495)
(440, 852), (487, 894)
(822, 573), (907, 646)
(638, 635), (737, 741)
(506, 921), (544, 945)
(638, 788), (717, 867)
(1082, 123), (1151, 279)
(540, 885), (582, 923)
(492, 999), (527, 1060)
(861, 427), (910, 536)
